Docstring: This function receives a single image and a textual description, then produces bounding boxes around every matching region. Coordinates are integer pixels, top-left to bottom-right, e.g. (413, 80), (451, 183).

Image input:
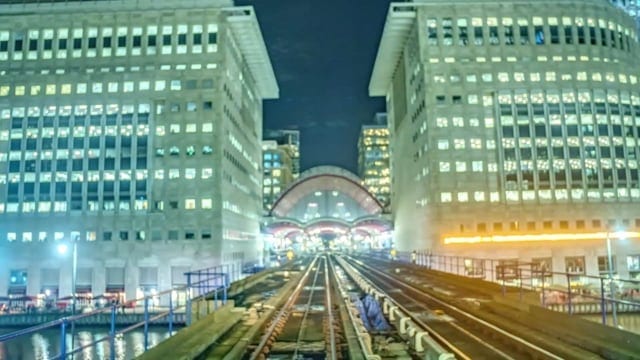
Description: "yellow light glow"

(443, 231), (640, 244)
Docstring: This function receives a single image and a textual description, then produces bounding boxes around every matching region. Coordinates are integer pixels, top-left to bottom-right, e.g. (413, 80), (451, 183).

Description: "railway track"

(247, 255), (342, 359)
(343, 255), (605, 360)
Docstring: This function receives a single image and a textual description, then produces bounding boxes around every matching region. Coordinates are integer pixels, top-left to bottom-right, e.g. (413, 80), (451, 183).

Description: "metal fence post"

(214, 287), (218, 311)
(541, 269), (546, 307)
(144, 297), (150, 351)
(60, 319), (67, 360)
(600, 277), (607, 325)
(186, 273), (192, 326)
(223, 273), (229, 304)
(109, 305), (116, 360)
(566, 273), (573, 315)
(168, 290), (174, 336)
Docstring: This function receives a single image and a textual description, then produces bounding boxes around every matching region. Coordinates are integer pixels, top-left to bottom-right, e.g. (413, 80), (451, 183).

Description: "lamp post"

(605, 232), (618, 328)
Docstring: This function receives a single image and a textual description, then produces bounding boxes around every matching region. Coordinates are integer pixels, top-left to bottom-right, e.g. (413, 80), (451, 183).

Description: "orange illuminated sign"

(443, 231), (640, 244)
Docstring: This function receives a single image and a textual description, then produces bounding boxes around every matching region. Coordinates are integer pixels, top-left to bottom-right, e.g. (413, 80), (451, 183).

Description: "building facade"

(0, 0), (278, 301)
(357, 113), (391, 207)
(262, 140), (295, 211)
(611, 0), (640, 32)
(370, 0), (640, 279)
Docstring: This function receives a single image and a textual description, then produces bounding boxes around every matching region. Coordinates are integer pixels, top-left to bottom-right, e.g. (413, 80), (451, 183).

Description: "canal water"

(0, 326), (174, 360)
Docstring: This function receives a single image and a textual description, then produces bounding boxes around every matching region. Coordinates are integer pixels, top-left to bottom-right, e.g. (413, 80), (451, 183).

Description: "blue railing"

(0, 270), (228, 360)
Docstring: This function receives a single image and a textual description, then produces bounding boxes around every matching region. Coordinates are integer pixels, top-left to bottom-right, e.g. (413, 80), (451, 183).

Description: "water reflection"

(0, 327), (173, 360)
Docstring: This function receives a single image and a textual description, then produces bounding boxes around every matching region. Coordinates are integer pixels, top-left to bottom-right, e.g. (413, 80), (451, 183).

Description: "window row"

(0, 195), (221, 214)
(439, 188), (640, 203)
(0, 24), (219, 60)
(0, 79), (215, 97)
(425, 15), (634, 51)
(3, 226), (216, 242)
(433, 70), (640, 86)
(1, 104), (151, 119)
(0, 167), (214, 184)
(0, 63), (218, 78)
(154, 145), (213, 157)
(466, 218), (640, 234)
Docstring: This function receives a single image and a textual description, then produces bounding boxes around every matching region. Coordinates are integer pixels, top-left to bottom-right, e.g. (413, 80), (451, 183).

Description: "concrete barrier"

(136, 301), (243, 360)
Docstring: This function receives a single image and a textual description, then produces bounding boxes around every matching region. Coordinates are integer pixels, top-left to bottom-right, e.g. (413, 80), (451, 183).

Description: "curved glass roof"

(270, 166), (383, 219)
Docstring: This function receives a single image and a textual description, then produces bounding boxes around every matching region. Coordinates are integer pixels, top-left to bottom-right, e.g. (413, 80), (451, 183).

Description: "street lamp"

(57, 241), (78, 316)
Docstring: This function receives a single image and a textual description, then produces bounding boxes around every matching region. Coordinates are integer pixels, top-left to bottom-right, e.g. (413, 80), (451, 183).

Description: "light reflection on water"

(0, 327), (173, 360)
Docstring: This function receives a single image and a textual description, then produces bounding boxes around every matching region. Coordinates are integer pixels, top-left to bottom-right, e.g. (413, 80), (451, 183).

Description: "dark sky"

(236, 0), (391, 174)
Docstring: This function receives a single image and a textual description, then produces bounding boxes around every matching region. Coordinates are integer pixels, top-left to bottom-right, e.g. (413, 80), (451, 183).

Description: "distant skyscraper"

(264, 129), (300, 179)
(262, 140), (295, 211)
(370, 0), (640, 278)
(0, 0), (278, 300)
(358, 113), (391, 207)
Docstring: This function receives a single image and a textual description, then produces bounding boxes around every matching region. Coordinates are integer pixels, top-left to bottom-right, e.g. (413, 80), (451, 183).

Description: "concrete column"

(551, 255), (565, 286)
(158, 264), (172, 306)
(27, 264), (41, 296)
(94, 265), (106, 296)
(0, 255), (8, 296)
(59, 262), (72, 298)
(125, 261), (139, 302)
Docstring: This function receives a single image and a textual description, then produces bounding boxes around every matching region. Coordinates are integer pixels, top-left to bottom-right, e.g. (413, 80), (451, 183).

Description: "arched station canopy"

(270, 166), (383, 219)
(265, 166), (391, 240)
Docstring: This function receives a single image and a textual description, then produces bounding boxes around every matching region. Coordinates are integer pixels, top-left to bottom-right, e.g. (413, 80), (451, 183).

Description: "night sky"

(237, 0), (392, 174)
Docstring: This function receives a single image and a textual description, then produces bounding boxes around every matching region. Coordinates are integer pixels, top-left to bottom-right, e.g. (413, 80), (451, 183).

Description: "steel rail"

(248, 256), (319, 360)
(293, 256), (325, 359)
(325, 256), (338, 359)
(350, 256), (565, 360)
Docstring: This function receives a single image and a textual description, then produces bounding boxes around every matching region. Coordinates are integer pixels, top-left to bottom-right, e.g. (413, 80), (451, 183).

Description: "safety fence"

(0, 267), (229, 360)
(368, 249), (640, 326)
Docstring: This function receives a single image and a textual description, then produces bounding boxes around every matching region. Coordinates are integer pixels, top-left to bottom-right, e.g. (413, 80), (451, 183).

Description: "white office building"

(0, 0), (278, 302)
(370, 0), (640, 279)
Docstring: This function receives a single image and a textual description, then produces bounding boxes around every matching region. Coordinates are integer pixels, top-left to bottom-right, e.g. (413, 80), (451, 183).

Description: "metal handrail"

(0, 268), (230, 360)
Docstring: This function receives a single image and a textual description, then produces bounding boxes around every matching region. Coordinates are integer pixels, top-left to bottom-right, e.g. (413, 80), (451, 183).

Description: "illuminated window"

(440, 192), (452, 202)
(455, 161), (467, 172)
(202, 199), (212, 209)
(185, 199), (196, 209)
(439, 162), (450, 172)
(457, 192), (468, 202)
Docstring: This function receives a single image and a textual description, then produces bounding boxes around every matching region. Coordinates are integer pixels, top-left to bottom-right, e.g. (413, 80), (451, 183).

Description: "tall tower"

(264, 129), (301, 179)
(358, 113), (391, 207)
(262, 140), (295, 212)
(370, 0), (640, 278)
(0, 0), (278, 300)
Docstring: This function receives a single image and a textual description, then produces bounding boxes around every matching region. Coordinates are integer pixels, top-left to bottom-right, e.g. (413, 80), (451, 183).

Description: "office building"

(262, 140), (295, 211)
(264, 129), (300, 179)
(0, 0), (278, 301)
(370, 0), (640, 279)
(357, 113), (391, 207)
